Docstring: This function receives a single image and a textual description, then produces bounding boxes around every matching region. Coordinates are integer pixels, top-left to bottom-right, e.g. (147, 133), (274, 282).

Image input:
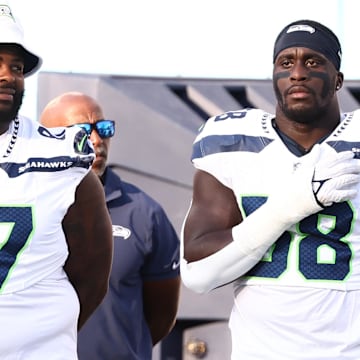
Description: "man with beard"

(40, 92), (181, 360)
(181, 19), (360, 359)
(0, 3), (113, 359)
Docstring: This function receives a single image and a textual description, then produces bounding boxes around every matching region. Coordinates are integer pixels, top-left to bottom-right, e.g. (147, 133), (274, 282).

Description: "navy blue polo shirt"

(77, 167), (180, 359)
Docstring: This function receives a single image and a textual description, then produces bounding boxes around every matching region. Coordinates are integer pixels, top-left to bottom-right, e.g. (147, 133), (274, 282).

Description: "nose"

(290, 61), (308, 82)
(89, 129), (103, 146)
(0, 64), (15, 83)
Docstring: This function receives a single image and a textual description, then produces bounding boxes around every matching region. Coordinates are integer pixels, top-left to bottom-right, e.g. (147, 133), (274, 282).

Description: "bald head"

(40, 92), (104, 128)
(40, 92), (110, 177)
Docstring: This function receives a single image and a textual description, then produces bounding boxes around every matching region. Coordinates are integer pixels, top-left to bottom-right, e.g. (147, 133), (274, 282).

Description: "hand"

(312, 148), (360, 207)
(266, 144), (360, 226)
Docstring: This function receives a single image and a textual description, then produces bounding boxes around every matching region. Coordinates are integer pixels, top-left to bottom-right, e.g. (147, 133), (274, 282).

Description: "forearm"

(147, 317), (176, 345)
(64, 253), (111, 329)
(71, 279), (108, 329)
(143, 277), (180, 344)
(63, 234), (112, 330)
(181, 202), (291, 294)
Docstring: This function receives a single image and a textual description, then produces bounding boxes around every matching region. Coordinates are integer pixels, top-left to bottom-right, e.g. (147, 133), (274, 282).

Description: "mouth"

(0, 88), (15, 102)
(287, 86), (311, 100)
(94, 154), (107, 165)
(95, 151), (106, 159)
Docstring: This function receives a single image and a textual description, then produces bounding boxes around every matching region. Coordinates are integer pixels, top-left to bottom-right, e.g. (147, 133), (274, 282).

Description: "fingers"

(331, 150), (355, 162)
(325, 151), (359, 169)
(314, 152), (360, 179)
(326, 189), (358, 204)
(326, 173), (360, 190)
(316, 162), (360, 179)
(312, 147), (360, 207)
(315, 174), (360, 206)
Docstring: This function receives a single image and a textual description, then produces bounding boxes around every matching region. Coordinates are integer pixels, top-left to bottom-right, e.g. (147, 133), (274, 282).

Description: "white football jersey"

(192, 108), (360, 359)
(0, 115), (94, 359)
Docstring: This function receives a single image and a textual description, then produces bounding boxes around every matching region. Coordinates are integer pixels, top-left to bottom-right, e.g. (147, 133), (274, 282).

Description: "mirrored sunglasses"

(77, 120), (115, 139)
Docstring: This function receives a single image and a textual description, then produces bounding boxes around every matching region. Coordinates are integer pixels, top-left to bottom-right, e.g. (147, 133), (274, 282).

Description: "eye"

(306, 59), (316, 66)
(11, 63), (24, 74)
(305, 57), (325, 68)
(280, 59), (292, 68)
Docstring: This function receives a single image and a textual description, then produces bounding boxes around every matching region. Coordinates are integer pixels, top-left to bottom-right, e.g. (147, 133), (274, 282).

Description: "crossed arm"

(62, 171), (113, 329)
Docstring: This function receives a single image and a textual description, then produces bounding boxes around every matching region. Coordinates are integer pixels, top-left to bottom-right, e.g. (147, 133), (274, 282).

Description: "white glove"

(312, 149), (360, 206)
(266, 144), (360, 227)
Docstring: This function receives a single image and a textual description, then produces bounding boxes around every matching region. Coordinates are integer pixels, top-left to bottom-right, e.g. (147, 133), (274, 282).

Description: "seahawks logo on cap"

(286, 24), (315, 34)
(0, 5), (14, 20)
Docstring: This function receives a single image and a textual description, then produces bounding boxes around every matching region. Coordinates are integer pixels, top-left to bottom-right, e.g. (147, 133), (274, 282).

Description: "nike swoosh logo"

(172, 261), (180, 270)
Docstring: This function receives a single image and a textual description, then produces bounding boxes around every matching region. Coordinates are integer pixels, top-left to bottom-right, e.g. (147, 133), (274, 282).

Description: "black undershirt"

(272, 119), (331, 157)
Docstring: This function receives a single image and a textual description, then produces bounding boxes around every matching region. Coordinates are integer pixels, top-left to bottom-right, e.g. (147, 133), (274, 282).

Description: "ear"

(336, 72), (344, 91)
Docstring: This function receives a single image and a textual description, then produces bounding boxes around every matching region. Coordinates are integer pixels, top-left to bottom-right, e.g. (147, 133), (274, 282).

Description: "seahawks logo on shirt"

(112, 225), (131, 239)
(73, 129), (93, 155)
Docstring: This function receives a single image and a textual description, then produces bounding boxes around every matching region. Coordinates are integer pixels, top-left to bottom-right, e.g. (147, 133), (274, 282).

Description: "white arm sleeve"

(180, 202), (290, 294)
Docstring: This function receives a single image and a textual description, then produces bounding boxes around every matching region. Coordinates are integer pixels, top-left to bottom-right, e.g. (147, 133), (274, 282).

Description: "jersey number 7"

(0, 206), (33, 292)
